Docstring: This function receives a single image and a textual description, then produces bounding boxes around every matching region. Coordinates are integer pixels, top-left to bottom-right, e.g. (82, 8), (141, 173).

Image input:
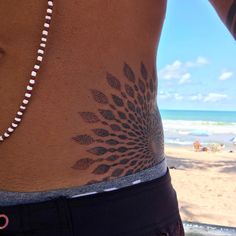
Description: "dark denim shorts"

(0, 168), (184, 236)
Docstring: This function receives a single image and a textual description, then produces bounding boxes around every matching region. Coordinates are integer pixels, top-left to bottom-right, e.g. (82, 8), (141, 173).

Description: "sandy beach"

(165, 146), (236, 227)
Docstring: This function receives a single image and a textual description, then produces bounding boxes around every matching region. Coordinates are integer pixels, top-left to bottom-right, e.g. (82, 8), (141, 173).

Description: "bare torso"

(1, 0), (166, 192)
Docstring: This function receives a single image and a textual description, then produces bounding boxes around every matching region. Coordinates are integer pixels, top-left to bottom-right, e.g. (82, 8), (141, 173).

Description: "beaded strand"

(0, 1), (54, 143)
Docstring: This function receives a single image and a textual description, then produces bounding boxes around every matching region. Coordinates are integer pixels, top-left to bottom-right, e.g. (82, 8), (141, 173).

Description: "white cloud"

(159, 60), (183, 80)
(174, 93), (184, 101)
(179, 73), (191, 84)
(159, 91), (229, 103)
(185, 56), (209, 68)
(203, 93), (228, 102)
(190, 93), (203, 101)
(158, 91), (171, 100)
(158, 91), (184, 101)
(219, 70), (233, 80)
(159, 56), (208, 84)
(196, 56), (209, 65)
(188, 93), (229, 103)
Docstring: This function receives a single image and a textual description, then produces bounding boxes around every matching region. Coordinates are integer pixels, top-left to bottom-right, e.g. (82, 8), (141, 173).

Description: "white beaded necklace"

(0, 1), (54, 143)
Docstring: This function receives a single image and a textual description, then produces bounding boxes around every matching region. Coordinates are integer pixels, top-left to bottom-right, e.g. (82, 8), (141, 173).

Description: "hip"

(0, 167), (184, 236)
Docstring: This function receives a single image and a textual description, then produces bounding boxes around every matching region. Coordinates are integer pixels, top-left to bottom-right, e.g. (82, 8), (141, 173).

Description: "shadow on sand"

(166, 155), (236, 174)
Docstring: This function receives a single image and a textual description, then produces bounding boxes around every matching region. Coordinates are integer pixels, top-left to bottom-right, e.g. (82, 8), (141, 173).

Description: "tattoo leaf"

(123, 62), (135, 82)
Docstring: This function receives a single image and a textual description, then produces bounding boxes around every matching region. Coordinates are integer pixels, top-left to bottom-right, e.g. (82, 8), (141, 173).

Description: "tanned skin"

(210, 0), (236, 40)
(0, 0), (234, 192)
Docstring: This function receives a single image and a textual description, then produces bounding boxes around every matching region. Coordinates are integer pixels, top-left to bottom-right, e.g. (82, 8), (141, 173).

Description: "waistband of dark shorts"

(0, 168), (181, 236)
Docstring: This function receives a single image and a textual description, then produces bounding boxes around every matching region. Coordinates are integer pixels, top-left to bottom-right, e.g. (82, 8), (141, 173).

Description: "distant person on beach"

(193, 140), (211, 152)
(193, 140), (202, 151)
(0, 1), (235, 235)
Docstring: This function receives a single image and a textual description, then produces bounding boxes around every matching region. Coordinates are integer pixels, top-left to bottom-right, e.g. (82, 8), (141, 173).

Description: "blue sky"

(156, 0), (236, 111)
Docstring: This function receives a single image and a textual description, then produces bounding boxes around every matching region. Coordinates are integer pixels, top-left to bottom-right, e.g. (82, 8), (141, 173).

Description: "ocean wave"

(165, 138), (207, 146)
(162, 119), (236, 135)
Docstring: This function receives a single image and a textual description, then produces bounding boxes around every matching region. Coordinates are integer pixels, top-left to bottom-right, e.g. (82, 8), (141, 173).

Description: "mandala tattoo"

(71, 62), (164, 184)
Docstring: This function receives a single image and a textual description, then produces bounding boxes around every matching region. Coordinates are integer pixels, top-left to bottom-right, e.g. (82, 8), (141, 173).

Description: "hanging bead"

(0, 0), (54, 143)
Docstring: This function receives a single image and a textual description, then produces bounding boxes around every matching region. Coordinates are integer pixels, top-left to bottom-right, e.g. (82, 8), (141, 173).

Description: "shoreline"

(165, 145), (236, 227)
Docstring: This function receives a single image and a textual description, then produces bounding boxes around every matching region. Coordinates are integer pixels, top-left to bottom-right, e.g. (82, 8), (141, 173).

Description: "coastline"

(165, 145), (236, 227)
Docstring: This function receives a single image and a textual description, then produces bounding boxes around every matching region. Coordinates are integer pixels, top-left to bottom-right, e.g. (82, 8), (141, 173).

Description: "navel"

(0, 47), (5, 60)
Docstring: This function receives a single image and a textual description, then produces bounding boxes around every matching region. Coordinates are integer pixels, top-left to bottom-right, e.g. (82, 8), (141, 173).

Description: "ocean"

(159, 109), (236, 149)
